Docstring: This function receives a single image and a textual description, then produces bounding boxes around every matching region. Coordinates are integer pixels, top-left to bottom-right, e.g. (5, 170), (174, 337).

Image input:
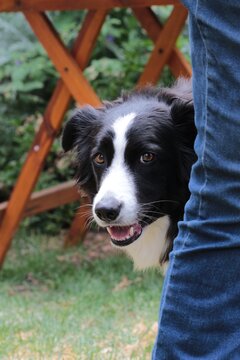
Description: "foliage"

(0, 9), (189, 234)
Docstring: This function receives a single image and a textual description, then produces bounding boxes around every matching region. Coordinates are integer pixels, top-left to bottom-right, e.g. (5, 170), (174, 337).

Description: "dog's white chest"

(122, 216), (170, 270)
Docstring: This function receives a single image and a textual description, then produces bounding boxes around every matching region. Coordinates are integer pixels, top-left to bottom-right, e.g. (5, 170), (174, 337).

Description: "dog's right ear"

(62, 105), (103, 197)
(62, 105), (102, 152)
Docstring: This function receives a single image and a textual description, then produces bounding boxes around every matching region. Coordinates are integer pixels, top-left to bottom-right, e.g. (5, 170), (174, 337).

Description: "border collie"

(62, 79), (196, 269)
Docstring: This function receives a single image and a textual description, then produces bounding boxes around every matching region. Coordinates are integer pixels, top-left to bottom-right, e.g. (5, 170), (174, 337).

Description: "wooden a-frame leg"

(64, 196), (92, 247)
(0, 10), (107, 267)
(24, 10), (100, 107)
(133, 7), (191, 78)
(138, 4), (188, 86)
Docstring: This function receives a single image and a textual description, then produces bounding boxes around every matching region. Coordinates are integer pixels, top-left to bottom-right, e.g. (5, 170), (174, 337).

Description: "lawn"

(0, 229), (163, 359)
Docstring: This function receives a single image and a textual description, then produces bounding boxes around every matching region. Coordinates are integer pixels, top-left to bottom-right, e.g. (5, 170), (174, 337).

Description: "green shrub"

(0, 9), (189, 234)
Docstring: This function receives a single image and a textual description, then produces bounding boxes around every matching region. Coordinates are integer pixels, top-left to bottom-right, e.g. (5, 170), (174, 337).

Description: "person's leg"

(153, 1), (240, 358)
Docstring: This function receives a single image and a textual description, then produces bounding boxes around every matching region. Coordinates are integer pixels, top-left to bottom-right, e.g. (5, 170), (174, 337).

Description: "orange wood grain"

(133, 7), (191, 78)
(0, 181), (80, 220)
(0, 0), (180, 12)
(64, 196), (92, 247)
(138, 5), (188, 86)
(24, 11), (101, 107)
(0, 10), (107, 266)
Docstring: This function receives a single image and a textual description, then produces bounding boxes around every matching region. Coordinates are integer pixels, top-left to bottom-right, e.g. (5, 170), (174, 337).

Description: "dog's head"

(62, 79), (196, 269)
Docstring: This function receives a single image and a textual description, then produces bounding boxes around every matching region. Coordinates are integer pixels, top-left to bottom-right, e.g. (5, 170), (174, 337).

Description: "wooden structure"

(0, 0), (191, 266)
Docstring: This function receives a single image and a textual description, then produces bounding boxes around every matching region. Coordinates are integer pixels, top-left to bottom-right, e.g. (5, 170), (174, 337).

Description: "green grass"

(0, 230), (163, 359)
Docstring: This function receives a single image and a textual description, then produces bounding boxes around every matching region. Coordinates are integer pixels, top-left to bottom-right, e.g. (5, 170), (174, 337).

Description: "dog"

(62, 79), (196, 269)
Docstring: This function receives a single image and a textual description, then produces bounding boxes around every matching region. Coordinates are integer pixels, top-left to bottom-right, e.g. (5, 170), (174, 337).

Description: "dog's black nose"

(95, 197), (122, 222)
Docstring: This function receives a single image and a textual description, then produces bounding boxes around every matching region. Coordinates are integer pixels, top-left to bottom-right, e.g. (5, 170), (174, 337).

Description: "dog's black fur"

(62, 79), (196, 266)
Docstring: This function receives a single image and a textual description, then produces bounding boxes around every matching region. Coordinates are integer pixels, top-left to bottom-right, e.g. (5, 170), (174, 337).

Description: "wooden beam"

(0, 10), (107, 266)
(133, 7), (191, 78)
(138, 5), (188, 85)
(0, 181), (80, 220)
(64, 196), (91, 247)
(24, 11), (101, 107)
(0, 0), (180, 12)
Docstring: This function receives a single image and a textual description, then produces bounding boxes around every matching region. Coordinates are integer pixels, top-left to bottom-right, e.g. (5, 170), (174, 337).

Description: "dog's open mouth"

(107, 223), (142, 246)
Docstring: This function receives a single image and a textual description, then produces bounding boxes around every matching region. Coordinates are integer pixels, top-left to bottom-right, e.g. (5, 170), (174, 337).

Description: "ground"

(0, 229), (163, 359)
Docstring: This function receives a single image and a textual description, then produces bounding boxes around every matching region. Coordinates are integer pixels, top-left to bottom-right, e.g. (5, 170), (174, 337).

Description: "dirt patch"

(83, 230), (115, 260)
(57, 230), (117, 266)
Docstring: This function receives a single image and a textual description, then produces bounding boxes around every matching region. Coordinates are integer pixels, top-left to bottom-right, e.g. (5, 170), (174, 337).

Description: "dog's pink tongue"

(107, 226), (131, 240)
(107, 224), (141, 241)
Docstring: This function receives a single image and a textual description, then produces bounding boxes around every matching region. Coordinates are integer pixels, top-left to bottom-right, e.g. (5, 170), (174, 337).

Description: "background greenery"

(0, 7), (189, 235)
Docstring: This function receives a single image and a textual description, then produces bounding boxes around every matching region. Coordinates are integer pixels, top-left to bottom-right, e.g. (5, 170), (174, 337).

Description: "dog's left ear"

(171, 98), (195, 149)
(62, 105), (103, 197)
(62, 105), (102, 152)
(159, 78), (196, 162)
(171, 96), (197, 183)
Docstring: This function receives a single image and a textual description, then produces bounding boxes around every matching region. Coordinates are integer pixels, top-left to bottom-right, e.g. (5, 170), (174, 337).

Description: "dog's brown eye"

(94, 153), (105, 165)
(140, 152), (155, 163)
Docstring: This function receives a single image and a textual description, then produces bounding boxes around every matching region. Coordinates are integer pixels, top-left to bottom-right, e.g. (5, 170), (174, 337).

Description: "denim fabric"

(153, 1), (240, 359)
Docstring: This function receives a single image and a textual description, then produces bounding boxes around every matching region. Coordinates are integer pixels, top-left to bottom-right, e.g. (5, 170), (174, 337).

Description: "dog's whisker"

(139, 203), (173, 212)
(75, 208), (92, 214)
(138, 211), (168, 220)
(86, 218), (95, 229)
(140, 210), (168, 216)
(138, 215), (151, 222)
(76, 214), (93, 220)
(75, 210), (92, 217)
(78, 203), (93, 209)
(140, 199), (179, 208)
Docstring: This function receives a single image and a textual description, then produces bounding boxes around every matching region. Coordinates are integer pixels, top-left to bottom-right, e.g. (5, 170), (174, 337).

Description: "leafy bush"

(0, 8), (189, 234)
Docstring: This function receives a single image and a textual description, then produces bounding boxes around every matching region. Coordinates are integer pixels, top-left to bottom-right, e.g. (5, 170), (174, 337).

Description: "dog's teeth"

(129, 226), (134, 237)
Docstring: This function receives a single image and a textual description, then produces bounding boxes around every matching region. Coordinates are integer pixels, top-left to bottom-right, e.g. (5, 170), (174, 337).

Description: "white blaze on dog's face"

(93, 112), (137, 227)
(62, 80), (196, 269)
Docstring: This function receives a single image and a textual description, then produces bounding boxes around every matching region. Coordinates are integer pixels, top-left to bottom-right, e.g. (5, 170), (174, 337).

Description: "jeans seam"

(195, 2), (209, 221)
(182, 3), (209, 251)
(153, 251), (175, 359)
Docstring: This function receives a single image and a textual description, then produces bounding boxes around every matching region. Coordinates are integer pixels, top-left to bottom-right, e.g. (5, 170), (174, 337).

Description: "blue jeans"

(153, 1), (240, 359)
